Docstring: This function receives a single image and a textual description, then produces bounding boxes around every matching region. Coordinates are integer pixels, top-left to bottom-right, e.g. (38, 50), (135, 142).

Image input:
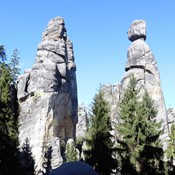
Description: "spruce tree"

(165, 124), (175, 175)
(85, 88), (116, 175)
(9, 48), (20, 83)
(117, 77), (164, 175)
(0, 62), (19, 175)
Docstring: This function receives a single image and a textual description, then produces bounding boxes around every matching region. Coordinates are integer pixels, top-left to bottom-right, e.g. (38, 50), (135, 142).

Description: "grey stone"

(122, 20), (167, 128)
(17, 70), (30, 101)
(17, 16), (78, 172)
(76, 104), (88, 139)
(167, 108), (175, 131)
(128, 20), (146, 42)
(101, 84), (121, 130)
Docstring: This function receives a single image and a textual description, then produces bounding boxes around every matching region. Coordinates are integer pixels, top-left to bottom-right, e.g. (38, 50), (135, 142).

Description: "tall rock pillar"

(17, 16), (78, 171)
(121, 20), (168, 142)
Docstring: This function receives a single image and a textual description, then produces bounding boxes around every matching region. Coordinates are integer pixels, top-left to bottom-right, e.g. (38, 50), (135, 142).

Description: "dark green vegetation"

(40, 146), (53, 175)
(0, 46), (36, 175)
(116, 77), (164, 175)
(18, 138), (35, 175)
(0, 46), (20, 175)
(84, 87), (116, 175)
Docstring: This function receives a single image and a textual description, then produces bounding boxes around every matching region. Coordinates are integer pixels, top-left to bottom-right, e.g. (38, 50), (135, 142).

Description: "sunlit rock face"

(17, 16), (78, 171)
(122, 20), (168, 141)
(101, 84), (121, 129)
(102, 20), (169, 145)
(76, 104), (88, 139)
(167, 108), (175, 130)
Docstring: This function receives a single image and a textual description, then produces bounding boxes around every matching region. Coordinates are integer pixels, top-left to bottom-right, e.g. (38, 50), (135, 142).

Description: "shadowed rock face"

(17, 16), (78, 171)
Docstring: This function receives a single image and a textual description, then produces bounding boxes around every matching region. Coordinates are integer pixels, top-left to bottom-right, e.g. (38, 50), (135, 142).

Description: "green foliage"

(0, 62), (19, 175)
(19, 138), (36, 175)
(66, 140), (78, 162)
(9, 48), (21, 83)
(165, 124), (175, 174)
(117, 76), (164, 175)
(85, 88), (116, 175)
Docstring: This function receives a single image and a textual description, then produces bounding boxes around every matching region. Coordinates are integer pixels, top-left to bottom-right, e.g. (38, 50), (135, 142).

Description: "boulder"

(128, 20), (146, 42)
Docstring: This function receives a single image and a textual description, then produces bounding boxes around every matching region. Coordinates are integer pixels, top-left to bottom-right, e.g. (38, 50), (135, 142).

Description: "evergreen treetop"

(117, 76), (164, 175)
(9, 48), (20, 83)
(0, 51), (19, 175)
(85, 87), (117, 175)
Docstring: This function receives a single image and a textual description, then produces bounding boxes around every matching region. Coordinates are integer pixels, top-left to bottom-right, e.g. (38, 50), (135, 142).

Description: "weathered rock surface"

(122, 20), (168, 140)
(101, 84), (121, 130)
(167, 108), (175, 130)
(76, 104), (88, 139)
(101, 20), (169, 145)
(127, 20), (146, 42)
(17, 16), (78, 171)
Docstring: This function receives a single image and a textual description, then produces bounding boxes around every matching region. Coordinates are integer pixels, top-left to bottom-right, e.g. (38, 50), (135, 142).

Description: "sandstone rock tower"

(121, 20), (168, 140)
(101, 20), (169, 144)
(17, 16), (78, 171)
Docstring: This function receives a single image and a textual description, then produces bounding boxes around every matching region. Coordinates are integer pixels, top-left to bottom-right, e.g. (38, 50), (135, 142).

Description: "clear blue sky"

(0, 0), (175, 108)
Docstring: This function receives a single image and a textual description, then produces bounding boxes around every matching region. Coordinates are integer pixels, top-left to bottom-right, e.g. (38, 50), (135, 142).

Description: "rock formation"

(167, 108), (175, 130)
(101, 84), (121, 129)
(76, 104), (88, 139)
(17, 16), (78, 171)
(101, 20), (169, 145)
(122, 20), (168, 140)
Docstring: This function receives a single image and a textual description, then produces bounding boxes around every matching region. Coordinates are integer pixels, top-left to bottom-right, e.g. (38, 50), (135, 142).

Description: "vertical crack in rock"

(17, 16), (78, 172)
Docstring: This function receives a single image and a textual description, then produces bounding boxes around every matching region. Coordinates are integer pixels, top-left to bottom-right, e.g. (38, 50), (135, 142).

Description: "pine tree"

(0, 62), (19, 175)
(117, 77), (164, 175)
(9, 48), (20, 83)
(84, 88), (116, 175)
(66, 139), (78, 162)
(165, 123), (175, 175)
